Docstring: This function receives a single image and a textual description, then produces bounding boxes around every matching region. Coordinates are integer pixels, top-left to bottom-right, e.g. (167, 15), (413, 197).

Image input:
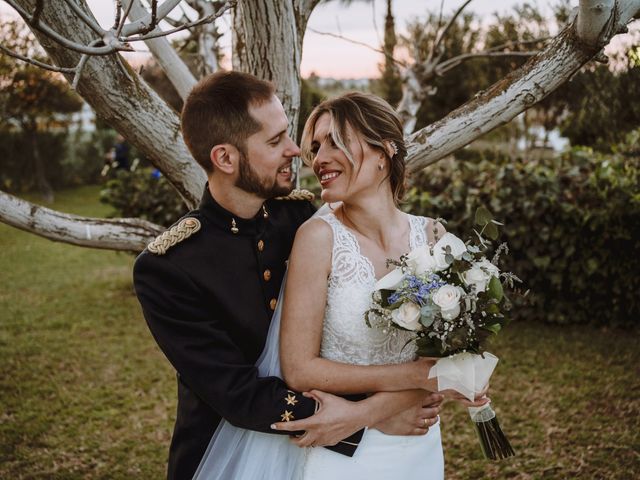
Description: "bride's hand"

(372, 392), (443, 436)
(441, 384), (491, 408)
(271, 390), (367, 448)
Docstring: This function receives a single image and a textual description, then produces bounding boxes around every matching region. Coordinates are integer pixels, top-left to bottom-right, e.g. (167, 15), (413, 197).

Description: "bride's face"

(310, 113), (385, 204)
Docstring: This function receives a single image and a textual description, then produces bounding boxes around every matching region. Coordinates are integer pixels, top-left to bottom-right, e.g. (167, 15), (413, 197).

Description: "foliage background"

(404, 132), (640, 327)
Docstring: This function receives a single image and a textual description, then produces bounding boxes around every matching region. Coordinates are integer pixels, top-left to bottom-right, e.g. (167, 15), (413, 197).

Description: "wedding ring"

(423, 418), (429, 428)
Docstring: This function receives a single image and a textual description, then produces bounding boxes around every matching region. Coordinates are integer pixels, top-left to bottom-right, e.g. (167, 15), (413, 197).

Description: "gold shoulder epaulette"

(147, 217), (201, 255)
(275, 189), (315, 201)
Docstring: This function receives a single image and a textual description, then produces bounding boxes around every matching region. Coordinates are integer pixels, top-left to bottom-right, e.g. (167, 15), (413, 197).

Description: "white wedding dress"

(301, 212), (444, 479)
(193, 210), (444, 480)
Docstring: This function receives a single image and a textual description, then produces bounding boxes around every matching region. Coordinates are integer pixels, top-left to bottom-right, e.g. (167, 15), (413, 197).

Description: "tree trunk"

(232, 0), (304, 136)
(27, 126), (55, 203)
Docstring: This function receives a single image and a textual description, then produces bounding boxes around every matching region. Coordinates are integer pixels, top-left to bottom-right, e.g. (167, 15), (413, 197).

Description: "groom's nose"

(284, 136), (301, 157)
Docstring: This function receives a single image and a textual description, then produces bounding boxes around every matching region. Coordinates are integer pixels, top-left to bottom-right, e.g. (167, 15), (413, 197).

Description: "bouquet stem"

(468, 403), (515, 460)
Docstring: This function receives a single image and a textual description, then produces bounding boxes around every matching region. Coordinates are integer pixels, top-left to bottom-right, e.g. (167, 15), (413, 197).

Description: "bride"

(194, 92), (488, 479)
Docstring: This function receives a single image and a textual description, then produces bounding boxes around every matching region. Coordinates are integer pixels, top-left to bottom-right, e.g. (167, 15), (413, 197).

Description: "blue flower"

(388, 292), (401, 304)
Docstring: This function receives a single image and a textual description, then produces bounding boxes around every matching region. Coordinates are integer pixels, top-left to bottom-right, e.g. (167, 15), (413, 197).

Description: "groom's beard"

(235, 151), (292, 199)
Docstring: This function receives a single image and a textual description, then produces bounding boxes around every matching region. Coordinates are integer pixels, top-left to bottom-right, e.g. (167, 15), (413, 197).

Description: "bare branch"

(120, 0), (183, 36)
(484, 36), (553, 53)
(71, 40), (102, 90)
(32, 0), (44, 27)
(430, 0), (473, 63)
(114, 0), (123, 32)
(0, 190), (163, 253)
(6, 0), (133, 56)
(150, 0), (159, 32)
(0, 43), (76, 73)
(125, 0), (197, 100)
(436, 50), (539, 76)
(117, 0), (136, 37)
(128, 4), (233, 43)
(61, 0), (106, 36)
(307, 28), (408, 68)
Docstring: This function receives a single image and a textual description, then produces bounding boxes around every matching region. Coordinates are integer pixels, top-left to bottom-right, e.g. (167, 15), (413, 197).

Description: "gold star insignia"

(281, 410), (294, 422)
(285, 393), (298, 406)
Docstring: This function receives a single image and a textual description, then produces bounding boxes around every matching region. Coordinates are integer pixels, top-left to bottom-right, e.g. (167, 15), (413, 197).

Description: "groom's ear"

(210, 144), (237, 174)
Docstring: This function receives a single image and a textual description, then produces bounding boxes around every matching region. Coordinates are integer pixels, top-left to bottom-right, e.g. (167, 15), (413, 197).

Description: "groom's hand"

(372, 392), (443, 436)
(271, 390), (366, 448)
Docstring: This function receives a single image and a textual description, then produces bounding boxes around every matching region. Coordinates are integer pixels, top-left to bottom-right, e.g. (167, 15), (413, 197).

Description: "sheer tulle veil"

(192, 272), (306, 479)
(192, 204), (335, 479)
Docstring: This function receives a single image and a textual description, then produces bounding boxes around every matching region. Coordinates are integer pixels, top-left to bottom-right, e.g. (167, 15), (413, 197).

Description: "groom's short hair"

(181, 71), (275, 173)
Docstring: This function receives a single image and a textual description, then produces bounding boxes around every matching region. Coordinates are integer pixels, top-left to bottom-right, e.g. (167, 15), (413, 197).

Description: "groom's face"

(236, 95), (299, 199)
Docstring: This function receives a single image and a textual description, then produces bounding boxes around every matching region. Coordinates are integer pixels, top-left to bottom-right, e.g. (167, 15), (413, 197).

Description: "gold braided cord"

(147, 218), (201, 255)
(275, 189), (315, 201)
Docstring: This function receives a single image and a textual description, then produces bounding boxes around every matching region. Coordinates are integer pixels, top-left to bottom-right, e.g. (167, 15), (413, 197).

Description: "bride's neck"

(338, 194), (404, 246)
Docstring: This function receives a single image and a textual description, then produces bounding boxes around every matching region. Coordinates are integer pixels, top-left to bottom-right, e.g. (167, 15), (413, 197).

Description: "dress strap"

(408, 214), (429, 250)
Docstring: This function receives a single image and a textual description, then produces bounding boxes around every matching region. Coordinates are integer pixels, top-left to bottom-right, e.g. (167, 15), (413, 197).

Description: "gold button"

(257, 240), (264, 252)
(263, 269), (272, 281)
(269, 298), (277, 310)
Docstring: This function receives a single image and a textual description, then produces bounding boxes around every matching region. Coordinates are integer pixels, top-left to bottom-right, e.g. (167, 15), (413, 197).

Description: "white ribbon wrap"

(428, 352), (499, 402)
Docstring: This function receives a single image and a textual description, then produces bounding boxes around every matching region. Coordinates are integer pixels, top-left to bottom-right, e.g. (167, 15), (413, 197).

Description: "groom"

(134, 71), (441, 480)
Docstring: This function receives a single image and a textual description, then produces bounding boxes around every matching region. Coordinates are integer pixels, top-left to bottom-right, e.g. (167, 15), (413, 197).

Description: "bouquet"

(365, 208), (519, 460)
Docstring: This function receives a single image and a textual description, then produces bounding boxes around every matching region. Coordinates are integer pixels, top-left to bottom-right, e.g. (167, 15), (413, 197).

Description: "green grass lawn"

(1, 186), (638, 479)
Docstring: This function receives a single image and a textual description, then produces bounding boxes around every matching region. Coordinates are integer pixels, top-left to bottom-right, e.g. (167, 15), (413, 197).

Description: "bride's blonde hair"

(300, 92), (407, 205)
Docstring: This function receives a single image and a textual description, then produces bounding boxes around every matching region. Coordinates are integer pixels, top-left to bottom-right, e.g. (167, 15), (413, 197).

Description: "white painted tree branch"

(125, 0), (196, 100)
(0, 190), (163, 252)
(404, 0), (640, 173)
(185, 0), (222, 75)
(577, 0), (616, 46)
(12, 0), (206, 208)
(6, 0), (133, 55)
(120, 0), (182, 36)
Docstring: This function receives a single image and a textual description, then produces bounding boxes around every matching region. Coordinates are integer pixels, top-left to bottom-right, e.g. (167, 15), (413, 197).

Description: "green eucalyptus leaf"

(475, 206), (493, 226)
(483, 323), (502, 334)
(485, 222), (499, 240)
(487, 276), (504, 302)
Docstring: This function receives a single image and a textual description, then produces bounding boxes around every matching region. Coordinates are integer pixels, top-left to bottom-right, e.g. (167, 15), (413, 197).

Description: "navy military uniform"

(134, 186), (363, 480)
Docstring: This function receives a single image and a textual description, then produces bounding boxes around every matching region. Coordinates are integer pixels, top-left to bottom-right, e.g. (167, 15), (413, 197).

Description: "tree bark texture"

(232, 0), (305, 137)
(0, 190), (163, 252)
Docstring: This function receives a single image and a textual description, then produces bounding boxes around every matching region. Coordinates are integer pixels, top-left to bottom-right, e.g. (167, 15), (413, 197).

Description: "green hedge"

(404, 133), (640, 326)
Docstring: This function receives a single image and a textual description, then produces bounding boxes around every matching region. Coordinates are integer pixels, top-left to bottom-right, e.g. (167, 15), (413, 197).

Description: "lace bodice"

(317, 212), (429, 366)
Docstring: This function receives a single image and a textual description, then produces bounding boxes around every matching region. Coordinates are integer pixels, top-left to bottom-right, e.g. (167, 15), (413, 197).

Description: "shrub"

(100, 167), (187, 227)
(404, 134), (640, 326)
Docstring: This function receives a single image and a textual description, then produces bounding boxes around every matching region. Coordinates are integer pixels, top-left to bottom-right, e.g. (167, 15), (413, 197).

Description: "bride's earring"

(378, 164), (384, 171)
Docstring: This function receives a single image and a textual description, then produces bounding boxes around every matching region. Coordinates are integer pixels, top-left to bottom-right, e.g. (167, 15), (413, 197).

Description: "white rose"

(374, 267), (405, 291)
(463, 258), (500, 292)
(391, 302), (422, 331)
(432, 285), (463, 320)
(433, 233), (467, 271)
(406, 246), (438, 275)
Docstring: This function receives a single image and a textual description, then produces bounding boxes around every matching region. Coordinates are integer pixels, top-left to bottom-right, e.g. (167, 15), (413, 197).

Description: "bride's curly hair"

(300, 92), (407, 205)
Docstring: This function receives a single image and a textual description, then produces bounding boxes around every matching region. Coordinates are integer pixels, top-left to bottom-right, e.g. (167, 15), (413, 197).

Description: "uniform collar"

(199, 184), (268, 236)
